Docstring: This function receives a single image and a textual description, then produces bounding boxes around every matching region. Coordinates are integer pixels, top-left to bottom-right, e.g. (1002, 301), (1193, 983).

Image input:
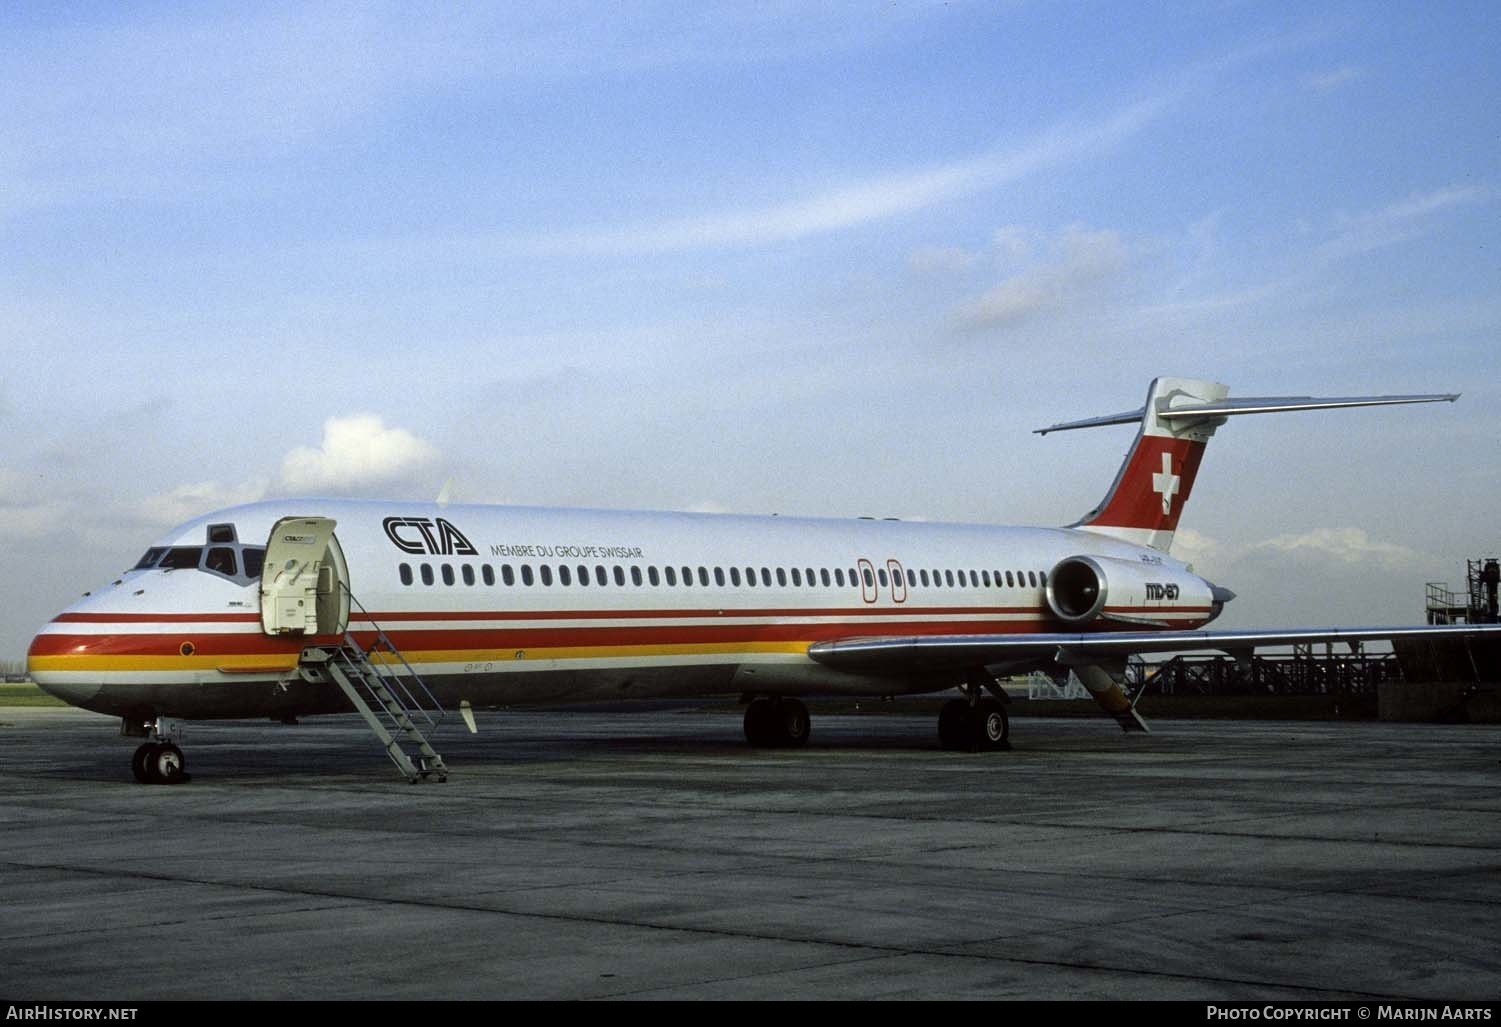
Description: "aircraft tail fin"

(1036, 377), (1458, 553)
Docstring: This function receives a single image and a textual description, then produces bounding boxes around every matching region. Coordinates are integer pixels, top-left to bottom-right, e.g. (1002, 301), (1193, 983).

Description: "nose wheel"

(131, 742), (189, 785)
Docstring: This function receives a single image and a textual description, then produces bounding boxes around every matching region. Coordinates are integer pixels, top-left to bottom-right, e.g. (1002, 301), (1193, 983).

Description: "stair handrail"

(337, 582), (446, 732)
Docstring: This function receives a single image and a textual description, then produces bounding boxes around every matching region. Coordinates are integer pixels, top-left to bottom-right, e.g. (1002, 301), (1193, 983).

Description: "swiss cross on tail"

(1152, 451), (1180, 515)
(1036, 376), (1459, 553)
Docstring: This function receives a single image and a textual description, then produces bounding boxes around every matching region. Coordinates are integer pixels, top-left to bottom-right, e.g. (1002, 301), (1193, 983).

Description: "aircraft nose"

(27, 626), (104, 707)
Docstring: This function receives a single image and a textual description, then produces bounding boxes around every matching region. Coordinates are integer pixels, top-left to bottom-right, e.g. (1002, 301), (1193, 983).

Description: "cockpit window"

(129, 527), (267, 587)
(204, 547), (237, 576)
(159, 547), (204, 570)
(134, 547), (167, 570)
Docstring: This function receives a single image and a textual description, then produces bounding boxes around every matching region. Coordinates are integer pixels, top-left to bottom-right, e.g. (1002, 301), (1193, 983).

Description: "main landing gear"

(937, 672), (1011, 752)
(126, 718), (190, 785)
(743, 697), (811, 748)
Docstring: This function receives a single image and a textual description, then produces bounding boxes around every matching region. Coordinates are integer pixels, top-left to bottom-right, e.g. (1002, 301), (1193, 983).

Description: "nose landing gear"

(125, 717), (191, 785)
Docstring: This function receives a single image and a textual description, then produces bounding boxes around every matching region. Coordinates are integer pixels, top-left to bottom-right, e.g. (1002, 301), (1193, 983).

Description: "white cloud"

(1319, 183), (1492, 263)
(1249, 527), (1426, 570)
(1303, 66), (1363, 92)
(522, 97), (1166, 256)
(275, 414), (439, 494)
(118, 415), (442, 530)
(954, 226), (1129, 331)
(131, 480), (271, 529)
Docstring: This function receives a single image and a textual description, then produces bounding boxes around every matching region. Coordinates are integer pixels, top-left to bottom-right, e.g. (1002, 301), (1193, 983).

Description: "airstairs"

(299, 595), (449, 783)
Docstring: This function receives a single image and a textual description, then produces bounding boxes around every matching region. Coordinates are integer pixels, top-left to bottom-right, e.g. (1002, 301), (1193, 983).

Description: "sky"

(3, 1), (1499, 659)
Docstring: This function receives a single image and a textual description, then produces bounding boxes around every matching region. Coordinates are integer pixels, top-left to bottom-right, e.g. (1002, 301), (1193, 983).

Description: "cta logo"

(383, 516), (478, 557)
(1144, 582), (1181, 601)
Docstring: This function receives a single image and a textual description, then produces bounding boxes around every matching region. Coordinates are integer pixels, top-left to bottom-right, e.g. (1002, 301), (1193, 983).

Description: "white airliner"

(28, 377), (1500, 784)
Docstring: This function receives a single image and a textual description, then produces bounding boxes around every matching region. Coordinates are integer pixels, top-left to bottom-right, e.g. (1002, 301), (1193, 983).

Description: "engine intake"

(1045, 555), (1224, 627)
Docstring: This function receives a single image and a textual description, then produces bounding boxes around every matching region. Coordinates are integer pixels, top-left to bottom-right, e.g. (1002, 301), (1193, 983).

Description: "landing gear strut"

(126, 718), (190, 785)
(937, 671), (1010, 752)
(743, 697), (811, 748)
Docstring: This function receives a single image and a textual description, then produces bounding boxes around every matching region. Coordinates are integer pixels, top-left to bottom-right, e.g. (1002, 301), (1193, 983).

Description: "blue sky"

(3, 2), (1498, 657)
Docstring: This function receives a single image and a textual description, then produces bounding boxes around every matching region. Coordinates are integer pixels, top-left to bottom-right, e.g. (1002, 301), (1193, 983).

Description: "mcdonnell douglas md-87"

(28, 377), (1501, 784)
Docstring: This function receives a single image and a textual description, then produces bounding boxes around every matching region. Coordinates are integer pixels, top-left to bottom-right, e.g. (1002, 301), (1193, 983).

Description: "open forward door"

(260, 517), (350, 637)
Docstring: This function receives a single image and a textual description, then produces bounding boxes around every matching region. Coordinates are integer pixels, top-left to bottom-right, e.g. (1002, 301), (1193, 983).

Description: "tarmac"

(1, 704), (1499, 1001)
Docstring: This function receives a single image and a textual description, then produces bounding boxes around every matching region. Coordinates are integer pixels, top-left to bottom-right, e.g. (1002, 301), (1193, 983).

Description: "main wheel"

(744, 698), (810, 748)
(777, 698), (810, 749)
(974, 698), (1010, 751)
(937, 699), (971, 750)
(744, 699), (775, 747)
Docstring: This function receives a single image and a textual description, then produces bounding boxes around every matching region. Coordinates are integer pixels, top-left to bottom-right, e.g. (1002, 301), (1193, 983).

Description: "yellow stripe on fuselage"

(31, 642), (812, 675)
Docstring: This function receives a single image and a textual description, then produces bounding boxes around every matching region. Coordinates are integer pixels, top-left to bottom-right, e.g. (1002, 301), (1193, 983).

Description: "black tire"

(131, 743), (156, 784)
(937, 699), (971, 750)
(744, 699), (774, 747)
(744, 698), (810, 748)
(148, 742), (188, 785)
(974, 698), (1010, 751)
(778, 699), (810, 749)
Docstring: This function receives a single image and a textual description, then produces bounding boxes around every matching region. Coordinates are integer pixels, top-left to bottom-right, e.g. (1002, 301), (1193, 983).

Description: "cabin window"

(714, 567), (725, 586)
(1028, 571), (1038, 588)
(730, 567), (741, 587)
(441, 565), (455, 586)
(521, 565), (534, 586)
(664, 566), (676, 586)
(502, 564), (515, 586)
(540, 565), (553, 586)
(399, 563), (413, 586)
(420, 564), (434, 586)
(577, 565), (589, 586)
(746, 567), (757, 587)
(482, 565), (495, 586)
(648, 566), (660, 586)
(461, 564), (475, 586)
(790, 568), (801, 587)
(558, 565), (571, 586)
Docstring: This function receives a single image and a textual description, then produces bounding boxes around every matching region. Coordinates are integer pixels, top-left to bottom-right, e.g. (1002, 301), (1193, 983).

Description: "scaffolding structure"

(1426, 558), (1501, 625)
(1126, 651), (1401, 697)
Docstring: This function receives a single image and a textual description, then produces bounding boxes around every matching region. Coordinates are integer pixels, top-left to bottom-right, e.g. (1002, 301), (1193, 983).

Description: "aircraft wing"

(807, 623), (1501, 675)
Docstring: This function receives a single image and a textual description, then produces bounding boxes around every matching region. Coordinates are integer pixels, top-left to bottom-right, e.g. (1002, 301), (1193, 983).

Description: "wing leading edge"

(807, 623), (1501, 675)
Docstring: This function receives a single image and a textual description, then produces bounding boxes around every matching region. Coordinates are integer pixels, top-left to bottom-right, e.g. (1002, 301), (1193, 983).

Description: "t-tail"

(1037, 377), (1460, 554)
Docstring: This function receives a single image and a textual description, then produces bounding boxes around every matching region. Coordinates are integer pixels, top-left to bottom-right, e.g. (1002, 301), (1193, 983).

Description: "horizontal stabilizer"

(1036, 392), (1457, 435)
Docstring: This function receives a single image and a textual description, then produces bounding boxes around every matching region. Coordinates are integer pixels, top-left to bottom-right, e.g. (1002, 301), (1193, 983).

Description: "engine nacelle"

(1045, 555), (1225, 627)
